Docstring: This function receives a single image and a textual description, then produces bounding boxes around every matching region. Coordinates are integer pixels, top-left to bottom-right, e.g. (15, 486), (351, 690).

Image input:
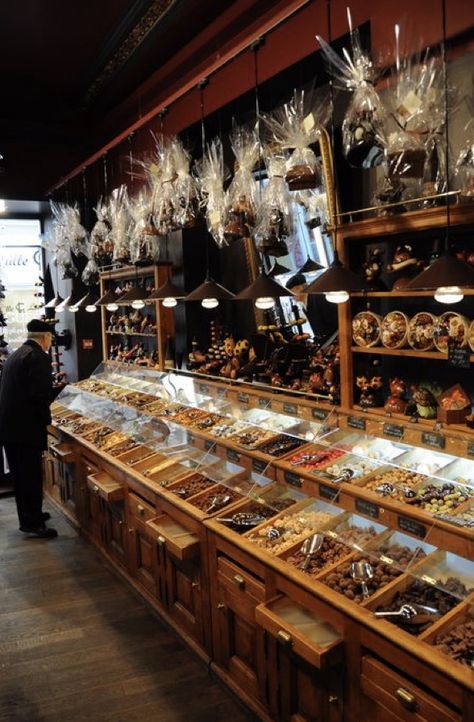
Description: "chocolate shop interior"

(1, 1), (474, 720)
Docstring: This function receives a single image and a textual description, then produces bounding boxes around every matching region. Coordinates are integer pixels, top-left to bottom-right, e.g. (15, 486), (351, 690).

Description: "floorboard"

(0, 497), (258, 722)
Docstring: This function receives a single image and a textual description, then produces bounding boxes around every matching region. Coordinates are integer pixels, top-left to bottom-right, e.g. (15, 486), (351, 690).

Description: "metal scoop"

(300, 533), (324, 570)
(374, 603), (440, 625)
(216, 512), (267, 528)
(332, 468), (354, 484)
(350, 561), (374, 598)
(206, 494), (231, 513)
(266, 526), (283, 540)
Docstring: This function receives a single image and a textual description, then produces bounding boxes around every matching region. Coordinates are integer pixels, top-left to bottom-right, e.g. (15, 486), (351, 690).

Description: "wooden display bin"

(86, 470), (125, 502)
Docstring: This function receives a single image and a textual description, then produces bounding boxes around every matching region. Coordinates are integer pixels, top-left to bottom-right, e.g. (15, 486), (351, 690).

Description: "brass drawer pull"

(233, 573), (245, 590)
(217, 603), (226, 610)
(191, 581), (199, 589)
(277, 630), (292, 647)
(93, 485), (99, 494)
(137, 504), (145, 516)
(157, 535), (166, 546)
(395, 687), (417, 712)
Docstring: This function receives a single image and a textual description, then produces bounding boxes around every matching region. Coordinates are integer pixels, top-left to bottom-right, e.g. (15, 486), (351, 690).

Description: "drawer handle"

(93, 485), (99, 494)
(395, 687), (417, 712)
(277, 630), (292, 647)
(191, 581), (199, 589)
(217, 603), (226, 610)
(157, 535), (166, 547)
(233, 573), (245, 590)
(137, 504), (145, 516)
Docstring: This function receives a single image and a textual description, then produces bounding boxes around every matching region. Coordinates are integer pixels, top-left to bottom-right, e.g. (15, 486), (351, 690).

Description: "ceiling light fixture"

(305, 250), (366, 303)
(234, 269), (294, 309)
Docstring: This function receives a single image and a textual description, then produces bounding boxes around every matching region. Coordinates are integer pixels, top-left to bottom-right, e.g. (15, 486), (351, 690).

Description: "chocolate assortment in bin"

(217, 498), (296, 534)
(323, 553), (404, 603)
(373, 579), (467, 635)
(257, 435), (306, 458)
(434, 619), (474, 669)
(286, 534), (354, 576)
(168, 473), (216, 500)
(189, 484), (243, 513)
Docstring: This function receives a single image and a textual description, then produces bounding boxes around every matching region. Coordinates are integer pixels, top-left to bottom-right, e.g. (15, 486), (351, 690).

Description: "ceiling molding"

(83, 0), (177, 107)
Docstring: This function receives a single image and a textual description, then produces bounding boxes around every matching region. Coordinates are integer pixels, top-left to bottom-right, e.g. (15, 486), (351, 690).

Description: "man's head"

(27, 319), (53, 352)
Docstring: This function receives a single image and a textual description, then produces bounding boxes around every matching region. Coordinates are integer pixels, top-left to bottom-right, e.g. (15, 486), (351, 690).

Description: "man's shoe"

(41, 512), (51, 521)
(20, 526), (58, 539)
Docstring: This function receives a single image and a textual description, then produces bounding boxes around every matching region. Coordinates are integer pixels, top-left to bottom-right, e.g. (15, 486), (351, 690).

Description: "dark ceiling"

(0, 0), (238, 200)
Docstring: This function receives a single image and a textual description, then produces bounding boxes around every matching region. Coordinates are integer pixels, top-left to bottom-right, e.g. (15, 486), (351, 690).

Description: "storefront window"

(0, 219), (43, 349)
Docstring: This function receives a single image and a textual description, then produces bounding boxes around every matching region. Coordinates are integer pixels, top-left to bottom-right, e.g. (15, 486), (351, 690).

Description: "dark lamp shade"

(299, 256), (323, 273)
(147, 279), (185, 301)
(305, 253), (366, 294)
(118, 285), (149, 304)
(72, 291), (99, 308)
(185, 278), (234, 302)
(405, 254), (474, 290)
(45, 293), (64, 308)
(268, 260), (291, 276)
(95, 288), (122, 306)
(234, 273), (294, 300)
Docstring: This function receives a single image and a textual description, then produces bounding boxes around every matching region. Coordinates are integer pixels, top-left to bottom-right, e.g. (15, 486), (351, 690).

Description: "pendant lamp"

(234, 269), (294, 310)
(117, 284), (148, 309)
(305, 250), (366, 303)
(45, 293), (65, 309)
(147, 279), (185, 308)
(268, 260), (291, 276)
(299, 255), (323, 274)
(69, 290), (99, 313)
(185, 273), (234, 308)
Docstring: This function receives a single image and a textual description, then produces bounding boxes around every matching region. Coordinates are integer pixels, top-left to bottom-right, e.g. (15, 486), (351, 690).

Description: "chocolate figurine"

(356, 375), (384, 409)
(384, 377), (407, 414)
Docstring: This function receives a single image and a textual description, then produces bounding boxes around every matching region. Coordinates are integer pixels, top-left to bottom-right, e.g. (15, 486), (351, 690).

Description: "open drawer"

(49, 441), (76, 463)
(255, 595), (343, 670)
(145, 513), (199, 561)
(86, 471), (125, 502)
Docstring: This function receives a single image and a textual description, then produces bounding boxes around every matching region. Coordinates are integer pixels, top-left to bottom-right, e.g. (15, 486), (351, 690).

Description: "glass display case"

(51, 364), (474, 672)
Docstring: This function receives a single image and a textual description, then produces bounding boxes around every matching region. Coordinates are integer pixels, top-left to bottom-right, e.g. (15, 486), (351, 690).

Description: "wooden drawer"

(49, 441), (76, 463)
(145, 513), (199, 561)
(361, 656), (461, 722)
(128, 492), (156, 523)
(87, 471), (124, 503)
(255, 595), (343, 670)
(217, 557), (265, 603)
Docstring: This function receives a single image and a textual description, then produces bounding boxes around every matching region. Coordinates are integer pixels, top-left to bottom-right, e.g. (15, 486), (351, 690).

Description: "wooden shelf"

(351, 289), (474, 298)
(339, 202), (474, 240)
(351, 346), (474, 361)
(106, 331), (156, 337)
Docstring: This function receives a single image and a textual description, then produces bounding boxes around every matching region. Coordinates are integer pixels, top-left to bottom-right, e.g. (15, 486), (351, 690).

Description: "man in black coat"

(0, 319), (58, 538)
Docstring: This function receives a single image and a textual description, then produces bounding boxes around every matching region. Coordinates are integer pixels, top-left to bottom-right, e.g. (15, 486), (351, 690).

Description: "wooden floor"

(0, 496), (258, 722)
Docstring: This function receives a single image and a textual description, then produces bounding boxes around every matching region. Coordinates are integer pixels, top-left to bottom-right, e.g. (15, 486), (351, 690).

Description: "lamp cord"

(441, 0), (451, 254)
(326, 0), (339, 260)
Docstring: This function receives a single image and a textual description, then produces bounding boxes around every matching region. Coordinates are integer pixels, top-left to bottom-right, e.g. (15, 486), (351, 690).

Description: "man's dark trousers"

(4, 444), (44, 529)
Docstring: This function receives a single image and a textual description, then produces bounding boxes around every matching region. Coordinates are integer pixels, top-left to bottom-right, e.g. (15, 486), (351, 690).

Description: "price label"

(421, 574), (437, 586)
(319, 484), (340, 502)
(448, 342), (470, 369)
(209, 210), (221, 225)
(380, 555), (394, 566)
(467, 442), (474, 459)
(252, 458), (267, 473)
(348, 415), (366, 430)
(383, 423), (404, 439)
(283, 402), (298, 415)
(326, 530), (338, 539)
(204, 439), (214, 451)
(421, 431), (445, 450)
(258, 397), (270, 409)
(303, 112), (315, 132)
(217, 387), (228, 399)
(226, 449), (241, 463)
(198, 383), (210, 395)
(284, 471), (302, 488)
(312, 408), (329, 421)
(237, 392), (250, 405)
(398, 515), (426, 539)
(355, 498), (380, 519)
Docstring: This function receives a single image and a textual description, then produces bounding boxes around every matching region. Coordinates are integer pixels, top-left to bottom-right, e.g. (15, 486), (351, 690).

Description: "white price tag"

(209, 210), (221, 226)
(303, 112), (315, 132)
(149, 163), (160, 176)
(398, 90), (422, 118)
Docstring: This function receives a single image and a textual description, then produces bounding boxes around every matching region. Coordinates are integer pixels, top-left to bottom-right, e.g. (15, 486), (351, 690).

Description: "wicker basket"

(434, 312), (469, 354)
(407, 312), (437, 351)
(352, 311), (382, 347)
(381, 311), (409, 349)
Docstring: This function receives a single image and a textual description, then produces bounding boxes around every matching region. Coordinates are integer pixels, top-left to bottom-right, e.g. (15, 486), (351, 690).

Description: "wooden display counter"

(45, 379), (474, 722)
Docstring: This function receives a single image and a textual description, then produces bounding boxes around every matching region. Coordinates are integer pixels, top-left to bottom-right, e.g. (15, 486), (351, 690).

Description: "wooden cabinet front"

(164, 554), (203, 643)
(103, 500), (128, 568)
(214, 556), (267, 704)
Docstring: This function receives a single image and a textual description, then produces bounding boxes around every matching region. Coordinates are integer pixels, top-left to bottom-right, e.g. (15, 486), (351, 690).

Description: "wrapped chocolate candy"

(317, 17), (385, 168)
(108, 186), (131, 264)
(455, 129), (474, 201)
(152, 136), (176, 235)
(90, 197), (113, 267)
(194, 138), (229, 248)
(255, 152), (293, 257)
(171, 138), (200, 228)
(261, 88), (330, 188)
(129, 190), (161, 264)
(224, 126), (259, 243)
